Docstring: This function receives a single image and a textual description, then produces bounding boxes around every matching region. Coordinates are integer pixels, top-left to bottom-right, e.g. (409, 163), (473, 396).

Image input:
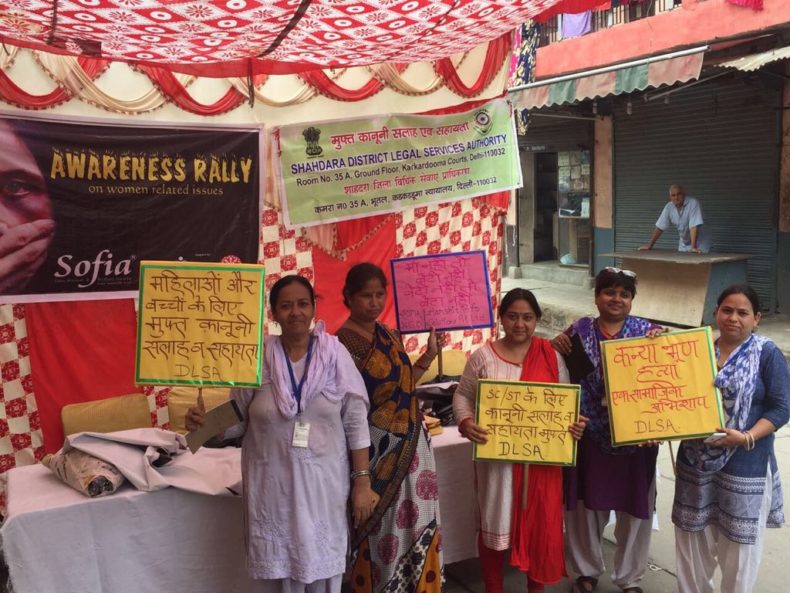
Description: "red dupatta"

(510, 337), (566, 585)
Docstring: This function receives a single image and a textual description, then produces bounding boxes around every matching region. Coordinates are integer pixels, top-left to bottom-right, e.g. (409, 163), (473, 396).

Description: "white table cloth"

(2, 428), (477, 593)
(431, 425), (478, 564)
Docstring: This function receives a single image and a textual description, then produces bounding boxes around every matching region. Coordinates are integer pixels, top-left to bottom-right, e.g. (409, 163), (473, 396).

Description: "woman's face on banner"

(0, 121), (53, 229)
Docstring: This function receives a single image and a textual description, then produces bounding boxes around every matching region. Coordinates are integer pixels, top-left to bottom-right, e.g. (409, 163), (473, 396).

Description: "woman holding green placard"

(453, 288), (586, 593)
(673, 284), (790, 593)
(551, 267), (664, 593)
(186, 275), (377, 593)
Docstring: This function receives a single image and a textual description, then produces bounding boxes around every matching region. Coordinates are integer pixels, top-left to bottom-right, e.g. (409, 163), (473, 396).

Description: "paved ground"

(440, 275), (790, 593)
(445, 427), (790, 592)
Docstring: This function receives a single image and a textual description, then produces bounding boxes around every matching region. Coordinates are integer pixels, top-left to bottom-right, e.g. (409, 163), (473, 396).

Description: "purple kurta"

(229, 342), (371, 585)
(562, 316), (659, 519)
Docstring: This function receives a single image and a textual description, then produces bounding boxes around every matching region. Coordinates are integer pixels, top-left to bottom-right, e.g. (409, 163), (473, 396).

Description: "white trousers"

(565, 478), (656, 590)
(674, 468), (773, 593)
(253, 575), (343, 593)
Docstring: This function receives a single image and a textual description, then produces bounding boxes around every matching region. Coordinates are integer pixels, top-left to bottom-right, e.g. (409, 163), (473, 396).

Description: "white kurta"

(229, 347), (371, 586)
(452, 342), (569, 550)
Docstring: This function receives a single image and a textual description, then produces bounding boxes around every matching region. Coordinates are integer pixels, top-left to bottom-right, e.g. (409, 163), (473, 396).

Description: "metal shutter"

(613, 75), (781, 309)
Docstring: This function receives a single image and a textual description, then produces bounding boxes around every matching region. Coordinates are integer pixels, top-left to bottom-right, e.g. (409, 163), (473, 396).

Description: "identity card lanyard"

(283, 335), (314, 448)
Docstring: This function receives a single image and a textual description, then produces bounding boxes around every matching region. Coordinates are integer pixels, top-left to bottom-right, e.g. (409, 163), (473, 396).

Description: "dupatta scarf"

(569, 315), (658, 455)
(344, 323), (421, 546)
(510, 337), (566, 585)
(682, 333), (767, 473)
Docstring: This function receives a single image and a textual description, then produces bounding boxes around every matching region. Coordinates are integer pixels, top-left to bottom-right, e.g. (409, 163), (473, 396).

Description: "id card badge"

(292, 419), (311, 448)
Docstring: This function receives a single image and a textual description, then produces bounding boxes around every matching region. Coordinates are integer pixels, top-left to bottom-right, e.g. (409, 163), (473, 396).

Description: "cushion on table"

(410, 349), (468, 384)
(61, 393), (152, 437)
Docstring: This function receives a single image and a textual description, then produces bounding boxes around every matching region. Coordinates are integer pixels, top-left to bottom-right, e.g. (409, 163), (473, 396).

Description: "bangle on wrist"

(351, 469), (372, 481)
(458, 418), (472, 437)
(414, 359), (430, 371)
(741, 430), (754, 451)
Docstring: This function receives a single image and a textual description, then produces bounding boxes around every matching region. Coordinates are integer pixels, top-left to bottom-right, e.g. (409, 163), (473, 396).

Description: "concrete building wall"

(535, 0), (790, 79)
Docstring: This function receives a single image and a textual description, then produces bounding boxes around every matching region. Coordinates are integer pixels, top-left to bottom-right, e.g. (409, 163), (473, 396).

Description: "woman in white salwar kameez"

(187, 275), (378, 593)
(453, 289), (586, 593)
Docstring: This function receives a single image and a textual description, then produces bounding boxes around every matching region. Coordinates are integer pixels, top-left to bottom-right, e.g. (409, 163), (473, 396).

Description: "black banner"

(0, 116), (261, 303)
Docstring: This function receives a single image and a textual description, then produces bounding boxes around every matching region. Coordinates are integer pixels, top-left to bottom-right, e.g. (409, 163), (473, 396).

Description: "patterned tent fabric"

(0, 0), (602, 76)
(0, 37), (509, 112)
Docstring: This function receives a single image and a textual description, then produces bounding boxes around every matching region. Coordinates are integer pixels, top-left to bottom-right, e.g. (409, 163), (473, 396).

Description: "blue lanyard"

(283, 335), (314, 415)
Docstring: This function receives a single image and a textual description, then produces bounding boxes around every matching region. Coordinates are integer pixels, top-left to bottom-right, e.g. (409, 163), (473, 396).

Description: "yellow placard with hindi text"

(475, 380), (580, 466)
(601, 327), (723, 445)
(136, 261), (265, 387)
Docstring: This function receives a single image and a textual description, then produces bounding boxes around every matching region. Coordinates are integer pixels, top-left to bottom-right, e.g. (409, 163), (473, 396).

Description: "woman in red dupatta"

(453, 288), (586, 593)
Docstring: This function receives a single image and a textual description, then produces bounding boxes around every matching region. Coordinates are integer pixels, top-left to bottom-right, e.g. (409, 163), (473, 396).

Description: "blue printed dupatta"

(682, 333), (766, 472)
(673, 334), (787, 543)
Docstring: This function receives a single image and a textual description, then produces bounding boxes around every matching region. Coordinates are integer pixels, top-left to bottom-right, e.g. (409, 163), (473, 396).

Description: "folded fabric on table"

(43, 449), (126, 497)
(61, 428), (241, 495)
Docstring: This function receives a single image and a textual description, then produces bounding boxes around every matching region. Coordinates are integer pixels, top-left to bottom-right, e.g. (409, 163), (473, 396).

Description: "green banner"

(274, 99), (521, 227)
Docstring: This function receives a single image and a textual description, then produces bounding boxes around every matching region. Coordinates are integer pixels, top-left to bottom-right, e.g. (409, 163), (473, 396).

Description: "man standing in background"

(639, 184), (712, 253)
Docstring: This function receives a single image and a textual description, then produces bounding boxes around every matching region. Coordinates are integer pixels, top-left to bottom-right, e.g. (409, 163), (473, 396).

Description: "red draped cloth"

(311, 216), (397, 334)
(25, 299), (140, 452)
(510, 337), (566, 585)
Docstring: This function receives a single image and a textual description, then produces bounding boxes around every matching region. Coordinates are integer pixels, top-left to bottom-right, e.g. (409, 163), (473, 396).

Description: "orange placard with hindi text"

(601, 327), (724, 445)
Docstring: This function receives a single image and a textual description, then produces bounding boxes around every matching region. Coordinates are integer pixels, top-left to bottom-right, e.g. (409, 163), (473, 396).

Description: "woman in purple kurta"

(552, 268), (662, 593)
(187, 276), (376, 593)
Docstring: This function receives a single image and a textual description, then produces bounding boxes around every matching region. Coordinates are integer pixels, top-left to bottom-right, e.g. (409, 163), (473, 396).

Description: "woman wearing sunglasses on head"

(551, 268), (664, 593)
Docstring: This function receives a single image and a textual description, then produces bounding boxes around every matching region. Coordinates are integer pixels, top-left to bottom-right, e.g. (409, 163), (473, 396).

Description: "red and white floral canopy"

(0, 0), (574, 76)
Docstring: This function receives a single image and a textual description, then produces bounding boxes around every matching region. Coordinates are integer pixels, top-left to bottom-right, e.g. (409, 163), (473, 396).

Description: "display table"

(1, 448), (252, 593)
(2, 429), (477, 593)
(431, 425), (477, 564)
(606, 250), (750, 327)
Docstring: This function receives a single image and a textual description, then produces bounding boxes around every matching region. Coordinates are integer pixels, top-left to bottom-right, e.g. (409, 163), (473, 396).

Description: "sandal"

(572, 576), (598, 593)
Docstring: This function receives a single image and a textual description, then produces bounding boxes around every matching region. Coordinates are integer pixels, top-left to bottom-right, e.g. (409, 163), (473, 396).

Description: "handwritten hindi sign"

(475, 380), (580, 465)
(136, 261), (265, 387)
(601, 327), (723, 445)
(391, 251), (493, 333)
(274, 98), (521, 227)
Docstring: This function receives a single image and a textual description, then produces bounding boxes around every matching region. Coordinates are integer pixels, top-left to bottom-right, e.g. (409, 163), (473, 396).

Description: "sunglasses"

(603, 266), (637, 278)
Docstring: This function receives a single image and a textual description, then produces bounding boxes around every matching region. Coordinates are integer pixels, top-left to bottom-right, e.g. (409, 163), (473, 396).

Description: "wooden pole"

(197, 387), (205, 412)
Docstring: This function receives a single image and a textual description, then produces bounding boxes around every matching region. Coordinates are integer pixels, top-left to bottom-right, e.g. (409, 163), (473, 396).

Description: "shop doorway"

(534, 153), (558, 261)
